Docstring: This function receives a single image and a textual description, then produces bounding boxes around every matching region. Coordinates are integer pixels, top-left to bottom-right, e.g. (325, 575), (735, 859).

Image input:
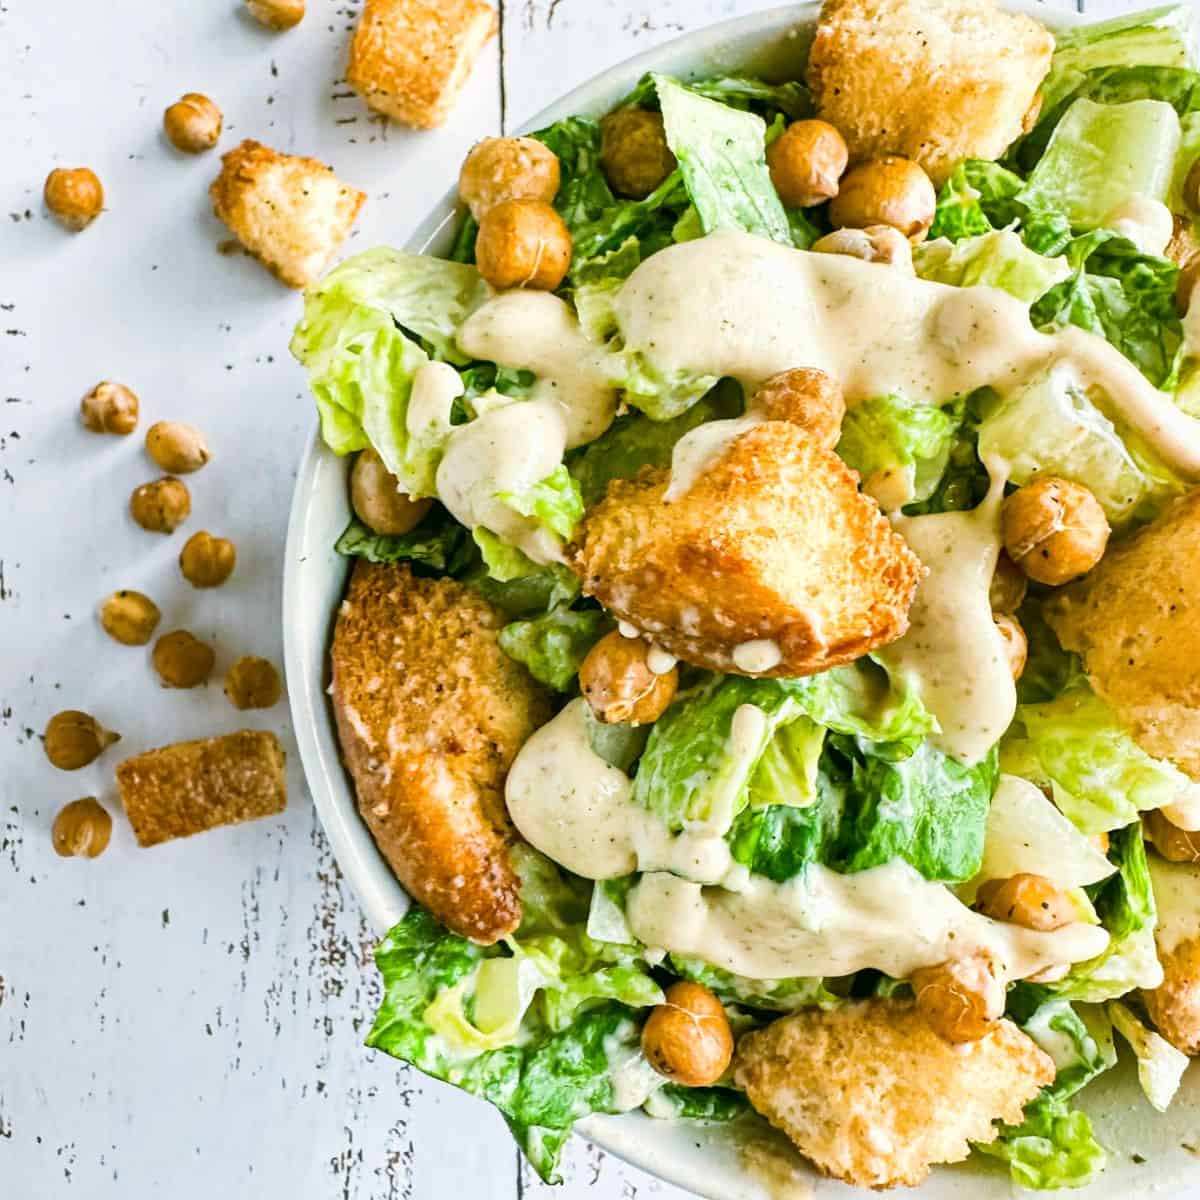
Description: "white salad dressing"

(1102, 194), (1174, 258)
(625, 863), (1110, 982)
(613, 231), (1200, 477)
(646, 644), (678, 675)
(1148, 855), (1200, 955)
(732, 639), (783, 674)
(664, 412), (762, 501)
(877, 470), (1015, 764)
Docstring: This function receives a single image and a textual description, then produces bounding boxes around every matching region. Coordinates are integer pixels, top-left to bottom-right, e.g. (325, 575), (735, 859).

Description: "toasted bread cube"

(570, 422), (923, 677)
(116, 730), (286, 847)
(1143, 856), (1200, 1055)
(347, 0), (498, 129)
(209, 139), (365, 289)
(807, 0), (1054, 185)
(734, 999), (1054, 1189)
(1047, 491), (1200, 781)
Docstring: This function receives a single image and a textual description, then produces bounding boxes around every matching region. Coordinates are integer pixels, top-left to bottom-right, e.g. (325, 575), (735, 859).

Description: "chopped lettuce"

(643, 1084), (750, 1122)
(746, 717), (825, 809)
(668, 954), (834, 1013)
(621, 72), (811, 121)
(930, 159), (1028, 242)
(498, 607), (611, 691)
(334, 510), (474, 574)
(533, 115), (618, 233)
(1109, 1000), (1189, 1110)
(914, 230), (1070, 301)
(497, 464), (585, 540)
(469, 529), (580, 615)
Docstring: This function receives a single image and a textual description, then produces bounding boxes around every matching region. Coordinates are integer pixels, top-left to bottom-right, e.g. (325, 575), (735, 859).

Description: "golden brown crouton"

(347, 0), (497, 129)
(330, 562), (550, 944)
(1047, 490), (1200, 780)
(807, 0), (1054, 185)
(116, 730), (286, 847)
(209, 139), (365, 288)
(569, 422), (923, 677)
(1145, 937), (1200, 1056)
(733, 999), (1054, 1189)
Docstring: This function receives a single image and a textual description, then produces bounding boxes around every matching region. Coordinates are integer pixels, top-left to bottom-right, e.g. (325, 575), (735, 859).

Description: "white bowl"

(283, 5), (1200, 1195)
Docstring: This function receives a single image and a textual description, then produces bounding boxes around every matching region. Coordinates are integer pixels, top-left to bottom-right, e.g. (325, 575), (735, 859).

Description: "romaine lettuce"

(668, 954), (834, 1013)
(498, 607), (611, 691)
(914, 230), (1070, 301)
(621, 72), (811, 121)
(496, 463), (585, 540)
(643, 1084), (750, 1122)
(334, 510), (474, 574)
(1109, 1000), (1189, 1110)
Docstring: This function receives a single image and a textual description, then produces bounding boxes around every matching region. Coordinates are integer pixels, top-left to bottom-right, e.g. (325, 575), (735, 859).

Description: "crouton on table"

(330, 561), (550, 944)
(734, 999), (1054, 1189)
(210, 139), (365, 288)
(116, 730), (286, 847)
(348, 0), (498, 129)
(807, 0), (1054, 184)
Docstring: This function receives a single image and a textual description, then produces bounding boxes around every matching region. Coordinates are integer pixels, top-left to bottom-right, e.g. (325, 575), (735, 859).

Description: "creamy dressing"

(626, 862), (1110, 982)
(1102, 194), (1174, 258)
(877, 472), (1014, 764)
(1148, 855), (1200, 955)
(732, 639), (783, 674)
(702, 703), (770, 836)
(646, 644), (678, 675)
(405, 360), (462, 443)
(664, 412), (761, 501)
(613, 232), (1200, 477)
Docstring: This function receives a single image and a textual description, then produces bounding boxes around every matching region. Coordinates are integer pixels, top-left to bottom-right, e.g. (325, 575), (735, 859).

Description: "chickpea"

(1176, 252), (1200, 315)
(163, 93), (223, 154)
(810, 225), (914, 273)
(475, 199), (572, 291)
(641, 981), (733, 1087)
(152, 630), (215, 688)
(975, 873), (1074, 931)
(459, 137), (561, 223)
(52, 797), (112, 859)
(225, 656), (282, 710)
(130, 476), (191, 534)
(1001, 477), (1110, 586)
(80, 381), (139, 435)
(766, 119), (848, 209)
(751, 367), (846, 450)
(99, 590), (161, 646)
(579, 630), (678, 725)
(44, 167), (104, 231)
(989, 552), (1027, 615)
(145, 421), (210, 474)
(911, 953), (1005, 1043)
(1184, 159), (1200, 214)
(993, 613), (1027, 681)
(1145, 809), (1200, 863)
(600, 108), (677, 200)
(350, 448), (433, 535)
(43, 710), (119, 770)
(244, 0), (304, 29)
(179, 531), (237, 588)
(828, 155), (936, 243)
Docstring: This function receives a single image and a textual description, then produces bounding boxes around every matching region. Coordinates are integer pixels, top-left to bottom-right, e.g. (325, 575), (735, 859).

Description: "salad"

(292, 0), (1200, 1191)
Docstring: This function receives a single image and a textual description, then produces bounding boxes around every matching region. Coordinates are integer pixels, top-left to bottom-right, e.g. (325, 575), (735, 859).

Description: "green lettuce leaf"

(978, 1096), (1107, 1190)
(1109, 999), (1189, 1110)
(533, 115), (617, 232)
(498, 607), (612, 691)
(497, 464), (585, 540)
(621, 72), (811, 121)
(930, 160), (1027, 242)
(643, 1084), (750, 1122)
(668, 954), (834, 1013)
(334, 511), (475, 573)
(1016, 599), (1087, 704)
(914, 230), (1070, 301)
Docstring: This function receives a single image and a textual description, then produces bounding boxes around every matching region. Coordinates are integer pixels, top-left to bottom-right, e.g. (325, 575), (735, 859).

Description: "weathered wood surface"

(0, 0), (1104, 1196)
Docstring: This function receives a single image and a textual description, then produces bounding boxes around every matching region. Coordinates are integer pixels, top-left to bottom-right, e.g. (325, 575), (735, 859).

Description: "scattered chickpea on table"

(163, 93), (223, 154)
(43, 710), (119, 771)
(225, 656), (282, 710)
(244, 0), (305, 31)
(130, 476), (191, 534)
(80, 381), (139, 435)
(152, 630), (216, 688)
(44, 166), (104, 231)
(180, 531), (237, 588)
(99, 590), (162, 646)
(51, 798), (113, 859)
(146, 421), (211, 474)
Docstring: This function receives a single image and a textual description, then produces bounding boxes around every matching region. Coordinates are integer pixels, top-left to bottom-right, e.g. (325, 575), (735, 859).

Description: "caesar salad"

(292, 0), (1200, 1190)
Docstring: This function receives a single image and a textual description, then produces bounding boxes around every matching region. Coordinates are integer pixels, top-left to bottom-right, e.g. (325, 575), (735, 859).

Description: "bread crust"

(734, 999), (1054, 1189)
(569, 422), (923, 677)
(1144, 935), (1200, 1056)
(330, 561), (550, 944)
(209, 139), (365, 288)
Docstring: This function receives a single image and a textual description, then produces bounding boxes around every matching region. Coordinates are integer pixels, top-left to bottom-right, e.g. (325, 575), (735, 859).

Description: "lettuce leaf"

(469, 529), (580, 615)
(1109, 999), (1189, 1110)
(914, 230), (1070, 301)
(621, 72), (811, 121)
(334, 510), (474, 574)
(497, 464), (584, 540)
(498, 607), (611, 691)
(643, 1084), (750, 1122)
(668, 954), (834, 1013)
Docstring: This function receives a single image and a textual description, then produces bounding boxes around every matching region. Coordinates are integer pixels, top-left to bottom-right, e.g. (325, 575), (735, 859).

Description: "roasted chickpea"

(100, 590), (161, 646)
(993, 613), (1027, 681)
(44, 167), (104, 231)
(766, 119), (848, 209)
(975, 873), (1074, 931)
(225, 656), (283, 710)
(130, 476), (191, 534)
(152, 630), (215, 688)
(80, 381), (139, 435)
(600, 108), (677, 200)
(1001, 477), (1110, 586)
(988, 552), (1027, 615)
(641, 981), (733, 1087)
(458, 137), (561, 222)
(579, 630), (678, 725)
(43, 710), (119, 770)
(350, 448), (433, 535)
(179, 531), (237, 588)
(828, 155), (936, 243)
(1145, 809), (1200, 863)
(751, 367), (846, 449)
(911, 953), (1005, 1043)
(244, 0), (304, 29)
(163, 93), (223, 153)
(145, 421), (210, 473)
(475, 199), (572, 291)
(1176, 252), (1200, 315)
(810, 225), (914, 273)
(52, 797), (112, 859)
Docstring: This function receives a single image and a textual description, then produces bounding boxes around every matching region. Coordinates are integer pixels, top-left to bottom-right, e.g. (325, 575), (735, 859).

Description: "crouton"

(733, 999), (1054, 1189)
(116, 730), (286, 847)
(209, 139), (365, 288)
(330, 561), (550, 944)
(1143, 855), (1200, 1055)
(1047, 490), (1200, 780)
(569, 422), (923, 677)
(347, 0), (497, 129)
(807, 0), (1054, 185)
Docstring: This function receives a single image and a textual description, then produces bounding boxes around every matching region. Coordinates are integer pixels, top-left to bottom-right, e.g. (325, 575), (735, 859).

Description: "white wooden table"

(0, 0), (1135, 1196)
